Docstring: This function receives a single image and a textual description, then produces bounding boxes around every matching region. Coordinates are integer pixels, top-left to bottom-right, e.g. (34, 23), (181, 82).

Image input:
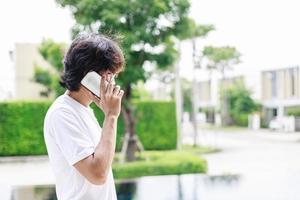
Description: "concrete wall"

(262, 66), (300, 101)
(14, 43), (56, 100)
(197, 80), (211, 103)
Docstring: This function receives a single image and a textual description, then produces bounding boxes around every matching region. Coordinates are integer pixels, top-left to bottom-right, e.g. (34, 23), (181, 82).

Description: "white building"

(0, 50), (14, 101)
(196, 65), (300, 128)
(196, 73), (244, 123)
(12, 43), (55, 100)
(261, 66), (300, 125)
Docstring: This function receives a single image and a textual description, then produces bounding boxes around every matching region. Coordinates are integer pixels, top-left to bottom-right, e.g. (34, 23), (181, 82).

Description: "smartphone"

(81, 71), (115, 98)
(81, 71), (102, 98)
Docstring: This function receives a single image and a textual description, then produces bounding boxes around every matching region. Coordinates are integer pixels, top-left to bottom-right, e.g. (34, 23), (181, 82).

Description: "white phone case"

(81, 71), (102, 97)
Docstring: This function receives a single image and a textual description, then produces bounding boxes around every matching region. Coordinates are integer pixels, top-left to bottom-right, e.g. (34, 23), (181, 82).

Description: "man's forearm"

(93, 115), (118, 179)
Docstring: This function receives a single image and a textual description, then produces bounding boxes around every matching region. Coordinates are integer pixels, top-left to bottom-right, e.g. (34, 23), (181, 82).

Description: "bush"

(112, 150), (207, 179)
(286, 107), (300, 117)
(0, 100), (177, 156)
(134, 101), (177, 150)
(222, 80), (259, 127)
(0, 101), (50, 156)
(92, 101), (177, 151)
(234, 114), (248, 127)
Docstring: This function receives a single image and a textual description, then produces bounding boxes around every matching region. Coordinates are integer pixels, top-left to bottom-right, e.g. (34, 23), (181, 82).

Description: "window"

(270, 71), (277, 98)
(289, 68), (295, 97)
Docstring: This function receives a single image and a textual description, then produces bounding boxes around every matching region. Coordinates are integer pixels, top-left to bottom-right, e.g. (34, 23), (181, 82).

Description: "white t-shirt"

(44, 92), (117, 200)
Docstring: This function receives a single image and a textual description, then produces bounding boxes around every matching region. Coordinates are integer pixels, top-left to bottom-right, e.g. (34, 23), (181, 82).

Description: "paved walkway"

(0, 156), (54, 186)
(182, 125), (300, 199)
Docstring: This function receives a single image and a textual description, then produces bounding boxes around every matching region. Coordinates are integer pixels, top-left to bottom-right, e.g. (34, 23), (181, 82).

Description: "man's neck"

(66, 88), (92, 108)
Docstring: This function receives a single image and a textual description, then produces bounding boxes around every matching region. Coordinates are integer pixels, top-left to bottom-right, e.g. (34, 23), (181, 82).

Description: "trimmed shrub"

(0, 100), (177, 156)
(233, 114), (248, 127)
(0, 101), (50, 156)
(91, 101), (177, 151)
(134, 101), (177, 150)
(286, 107), (300, 117)
(112, 150), (207, 179)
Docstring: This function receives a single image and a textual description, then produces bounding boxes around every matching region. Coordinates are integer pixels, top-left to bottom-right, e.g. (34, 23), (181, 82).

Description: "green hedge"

(0, 100), (177, 156)
(232, 114), (248, 127)
(286, 107), (300, 117)
(134, 101), (177, 150)
(113, 150), (207, 179)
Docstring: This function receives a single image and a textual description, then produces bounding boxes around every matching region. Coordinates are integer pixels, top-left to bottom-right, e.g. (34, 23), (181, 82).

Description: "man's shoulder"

(45, 96), (77, 124)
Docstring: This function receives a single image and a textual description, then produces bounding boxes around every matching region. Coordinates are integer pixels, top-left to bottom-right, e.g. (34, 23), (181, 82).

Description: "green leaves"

(39, 39), (66, 72)
(56, 0), (212, 94)
(33, 66), (53, 86)
(286, 107), (300, 117)
(32, 40), (67, 98)
(112, 150), (207, 179)
(33, 66), (53, 97)
(222, 80), (259, 126)
(195, 24), (215, 37)
(203, 46), (241, 71)
(0, 101), (178, 156)
(174, 17), (214, 40)
(203, 46), (241, 63)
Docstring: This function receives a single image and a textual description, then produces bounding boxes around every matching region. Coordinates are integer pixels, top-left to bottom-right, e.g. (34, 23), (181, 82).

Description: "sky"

(187, 0), (300, 75)
(0, 0), (300, 98)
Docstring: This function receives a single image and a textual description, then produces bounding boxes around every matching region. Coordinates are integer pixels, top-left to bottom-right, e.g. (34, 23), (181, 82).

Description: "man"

(44, 33), (125, 200)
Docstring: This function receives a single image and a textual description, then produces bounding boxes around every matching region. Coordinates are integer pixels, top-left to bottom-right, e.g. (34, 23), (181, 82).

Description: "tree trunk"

(191, 77), (198, 147)
(209, 71), (215, 124)
(120, 85), (144, 163)
(191, 39), (199, 147)
(220, 68), (232, 126)
(175, 42), (183, 150)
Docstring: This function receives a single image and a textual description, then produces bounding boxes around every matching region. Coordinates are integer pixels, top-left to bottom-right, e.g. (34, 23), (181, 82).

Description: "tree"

(52, 0), (214, 161)
(202, 46), (241, 125)
(33, 39), (67, 98)
(223, 80), (259, 126)
(202, 46), (240, 76)
(131, 81), (151, 100)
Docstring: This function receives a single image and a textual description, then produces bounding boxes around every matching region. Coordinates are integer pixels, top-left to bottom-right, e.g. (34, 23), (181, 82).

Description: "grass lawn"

(112, 145), (217, 180)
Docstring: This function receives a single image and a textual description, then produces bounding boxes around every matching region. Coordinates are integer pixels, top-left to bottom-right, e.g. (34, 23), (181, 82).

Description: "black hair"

(59, 33), (125, 91)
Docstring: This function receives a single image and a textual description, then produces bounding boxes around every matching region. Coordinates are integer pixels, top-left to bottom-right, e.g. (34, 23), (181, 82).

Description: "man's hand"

(92, 75), (124, 117)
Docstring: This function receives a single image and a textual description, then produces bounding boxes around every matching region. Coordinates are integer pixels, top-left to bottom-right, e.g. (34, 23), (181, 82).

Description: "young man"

(44, 33), (125, 200)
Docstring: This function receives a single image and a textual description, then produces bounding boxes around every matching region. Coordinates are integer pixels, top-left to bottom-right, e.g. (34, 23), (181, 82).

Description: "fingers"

(112, 85), (124, 98)
(107, 81), (114, 95)
(118, 89), (124, 97)
(113, 85), (120, 96)
(100, 74), (124, 100)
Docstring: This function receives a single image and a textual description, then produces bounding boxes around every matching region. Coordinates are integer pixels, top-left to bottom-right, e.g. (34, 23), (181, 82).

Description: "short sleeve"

(50, 108), (95, 166)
